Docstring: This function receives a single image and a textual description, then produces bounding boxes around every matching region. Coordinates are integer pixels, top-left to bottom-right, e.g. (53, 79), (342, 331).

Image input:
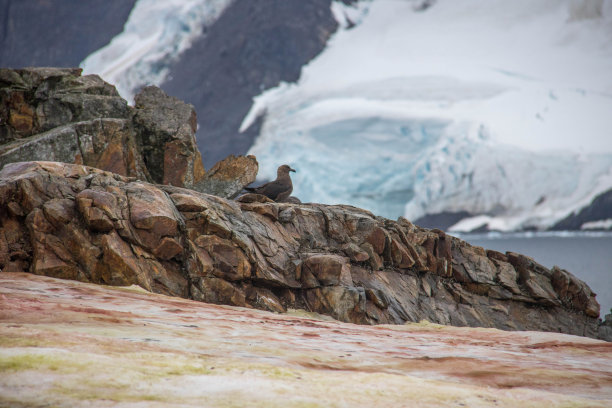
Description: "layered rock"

(0, 68), (145, 178)
(0, 67), (257, 196)
(0, 161), (607, 340)
(131, 85), (205, 189)
(195, 154), (260, 199)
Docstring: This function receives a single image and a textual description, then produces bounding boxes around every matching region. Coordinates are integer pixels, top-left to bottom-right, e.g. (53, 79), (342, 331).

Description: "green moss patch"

(0, 353), (86, 373)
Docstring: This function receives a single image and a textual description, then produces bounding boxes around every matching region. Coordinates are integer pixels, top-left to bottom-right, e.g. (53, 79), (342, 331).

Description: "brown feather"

(244, 164), (296, 201)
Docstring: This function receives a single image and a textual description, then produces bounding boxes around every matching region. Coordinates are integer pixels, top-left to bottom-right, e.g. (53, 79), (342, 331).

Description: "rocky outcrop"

(0, 67), (257, 196)
(0, 68), (179, 185)
(600, 313), (612, 340)
(0, 161), (607, 340)
(1, 1), (345, 168)
(131, 85), (205, 188)
(195, 154), (259, 199)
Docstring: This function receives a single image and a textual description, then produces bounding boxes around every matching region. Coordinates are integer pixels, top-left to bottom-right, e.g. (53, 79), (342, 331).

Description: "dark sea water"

(458, 232), (612, 319)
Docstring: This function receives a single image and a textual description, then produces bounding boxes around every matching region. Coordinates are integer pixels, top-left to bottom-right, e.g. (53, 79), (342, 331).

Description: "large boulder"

(0, 68), (147, 180)
(132, 85), (205, 189)
(0, 161), (607, 341)
(195, 154), (259, 199)
(0, 67), (255, 197)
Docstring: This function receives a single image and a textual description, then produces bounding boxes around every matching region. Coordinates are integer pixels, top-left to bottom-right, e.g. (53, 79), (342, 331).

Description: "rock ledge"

(0, 161), (608, 341)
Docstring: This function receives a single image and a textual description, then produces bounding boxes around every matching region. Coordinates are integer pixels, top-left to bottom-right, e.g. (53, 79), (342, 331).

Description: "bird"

(244, 164), (296, 202)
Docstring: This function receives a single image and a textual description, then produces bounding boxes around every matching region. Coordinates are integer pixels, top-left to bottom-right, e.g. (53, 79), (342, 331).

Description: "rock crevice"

(0, 161), (608, 341)
(0, 67), (257, 198)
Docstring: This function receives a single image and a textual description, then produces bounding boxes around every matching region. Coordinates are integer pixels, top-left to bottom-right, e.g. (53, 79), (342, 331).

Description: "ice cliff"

(244, 0), (612, 231)
(46, 0), (612, 230)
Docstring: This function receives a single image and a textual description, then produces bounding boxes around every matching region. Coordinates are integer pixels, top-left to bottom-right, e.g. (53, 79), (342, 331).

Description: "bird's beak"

(290, 167), (296, 172)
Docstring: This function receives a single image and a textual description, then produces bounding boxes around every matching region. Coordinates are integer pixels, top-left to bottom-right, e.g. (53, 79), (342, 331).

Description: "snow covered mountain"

(81, 0), (341, 168)
(73, 0), (612, 231)
(80, 0), (233, 102)
(243, 0), (612, 231)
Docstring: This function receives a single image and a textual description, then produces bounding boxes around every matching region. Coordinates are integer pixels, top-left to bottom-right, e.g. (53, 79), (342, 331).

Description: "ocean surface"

(458, 232), (612, 319)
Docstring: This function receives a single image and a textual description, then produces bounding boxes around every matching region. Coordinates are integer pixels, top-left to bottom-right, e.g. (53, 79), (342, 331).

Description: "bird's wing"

(258, 181), (291, 201)
(244, 180), (270, 193)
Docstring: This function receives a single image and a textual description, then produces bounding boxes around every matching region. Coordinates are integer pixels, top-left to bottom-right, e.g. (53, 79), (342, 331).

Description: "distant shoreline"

(454, 230), (612, 240)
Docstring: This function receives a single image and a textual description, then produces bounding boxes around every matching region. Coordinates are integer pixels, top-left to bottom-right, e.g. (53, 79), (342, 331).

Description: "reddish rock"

(486, 249), (508, 263)
(94, 231), (151, 290)
(6, 92), (35, 134)
(365, 287), (389, 309)
(360, 242), (383, 271)
(303, 254), (352, 287)
(194, 235), (251, 281)
(492, 259), (522, 295)
(132, 85), (205, 189)
(246, 286), (285, 313)
(342, 242), (370, 262)
(83, 207), (114, 233)
(0, 69), (150, 181)
(127, 183), (178, 250)
(507, 251), (560, 306)
(239, 202), (279, 220)
(236, 193), (275, 204)
(84, 188), (114, 210)
(279, 196), (301, 204)
(390, 238), (415, 269)
(551, 266), (600, 318)
(298, 261), (321, 289)
(197, 154), (259, 199)
(305, 286), (367, 323)
(366, 226), (387, 254)
(74, 119), (148, 181)
(0, 161), (607, 341)
(0, 68), (235, 197)
(192, 276), (246, 306)
(42, 199), (74, 226)
(186, 241), (214, 279)
(153, 237), (184, 261)
(169, 193), (210, 212)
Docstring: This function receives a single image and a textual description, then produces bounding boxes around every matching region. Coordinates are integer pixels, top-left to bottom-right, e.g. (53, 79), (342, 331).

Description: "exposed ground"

(0, 272), (610, 407)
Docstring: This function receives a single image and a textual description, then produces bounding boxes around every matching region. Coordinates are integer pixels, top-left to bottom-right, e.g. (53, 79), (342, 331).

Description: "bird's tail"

(244, 186), (256, 192)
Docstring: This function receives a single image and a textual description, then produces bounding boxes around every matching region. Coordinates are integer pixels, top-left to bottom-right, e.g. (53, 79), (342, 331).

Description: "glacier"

(244, 0), (612, 231)
(80, 0), (232, 102)
(77, 0), (612, 231)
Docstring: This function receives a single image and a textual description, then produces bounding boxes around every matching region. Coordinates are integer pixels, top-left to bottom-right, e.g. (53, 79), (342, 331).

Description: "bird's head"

(278, 164), (296, 176)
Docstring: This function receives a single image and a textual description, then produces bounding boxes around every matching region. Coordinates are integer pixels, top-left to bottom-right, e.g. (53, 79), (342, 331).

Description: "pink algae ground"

(0, 272), (611, 408)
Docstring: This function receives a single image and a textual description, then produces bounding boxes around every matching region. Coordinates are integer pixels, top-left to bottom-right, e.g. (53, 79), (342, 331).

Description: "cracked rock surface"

(0, 67), (257, 198)
(0, 161), (607, 341)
